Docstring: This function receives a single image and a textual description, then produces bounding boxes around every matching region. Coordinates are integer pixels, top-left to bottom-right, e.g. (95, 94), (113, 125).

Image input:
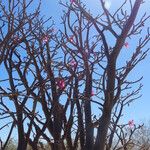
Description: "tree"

(0, 0), (149, 150)
(4, 138), (17, 150)
(132, 121), (150, 150)
(110, 121), (150, 150)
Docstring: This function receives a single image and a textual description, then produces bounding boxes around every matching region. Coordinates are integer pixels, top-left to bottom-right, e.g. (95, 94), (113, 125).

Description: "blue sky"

(40, 0), (150, 124)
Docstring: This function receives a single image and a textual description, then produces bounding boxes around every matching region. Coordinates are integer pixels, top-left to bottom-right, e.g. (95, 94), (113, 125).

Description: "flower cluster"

(42, 35), (49, 43)
(124, 42), (129, 48)
(128, 120), (134, 128)
(57, 79), (65, 89)
(69, 60), (77, 68)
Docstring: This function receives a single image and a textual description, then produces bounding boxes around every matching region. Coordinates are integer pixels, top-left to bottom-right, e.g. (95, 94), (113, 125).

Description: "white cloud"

(104, 0), (111, 10)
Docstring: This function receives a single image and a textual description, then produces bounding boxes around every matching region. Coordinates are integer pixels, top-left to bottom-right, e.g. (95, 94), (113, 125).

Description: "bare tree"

(60, 0), (149, 149)
(132, 122), (150, 150)
(0, 0), (149, 150)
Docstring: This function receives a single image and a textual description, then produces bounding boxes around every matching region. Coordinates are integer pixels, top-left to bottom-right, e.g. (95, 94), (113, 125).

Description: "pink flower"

(124, 42), (129, 48)
(57, 79), (65, 89)
(91, 90), (94, 96)
(69, 35), (74, 43)
(128, 120), (134, 128)
(70, 0), (75, 3)
(42, 36), (49, 43)
(70, 60), (77, 68)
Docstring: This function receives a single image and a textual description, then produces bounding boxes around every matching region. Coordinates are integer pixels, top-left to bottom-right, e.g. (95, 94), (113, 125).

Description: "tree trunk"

(94, 110), (111, 150)
(17, 108), (27, 150)
(84, 100), (94, 150)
